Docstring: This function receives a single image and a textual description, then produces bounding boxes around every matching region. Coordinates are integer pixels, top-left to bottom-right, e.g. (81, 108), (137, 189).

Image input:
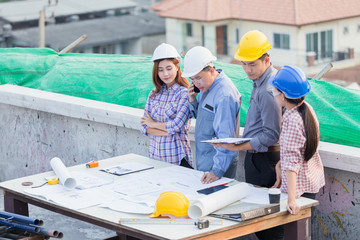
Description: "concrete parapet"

(0, 84), (360, 239)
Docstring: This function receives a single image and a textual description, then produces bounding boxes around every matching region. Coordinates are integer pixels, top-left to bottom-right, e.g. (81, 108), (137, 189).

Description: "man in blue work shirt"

(182, 46), (241, 184)
(212, 30), (282, 240)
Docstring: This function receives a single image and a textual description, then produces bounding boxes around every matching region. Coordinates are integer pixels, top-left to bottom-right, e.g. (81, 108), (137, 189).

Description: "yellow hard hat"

(149, 191), (189, 218)
(234, 30), (272, 62)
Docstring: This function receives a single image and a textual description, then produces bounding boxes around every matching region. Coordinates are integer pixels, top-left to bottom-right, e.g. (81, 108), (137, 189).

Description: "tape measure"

(118, 218), (223, 229)
(47, 177), (59, 185)
(32, 177), (59, 188)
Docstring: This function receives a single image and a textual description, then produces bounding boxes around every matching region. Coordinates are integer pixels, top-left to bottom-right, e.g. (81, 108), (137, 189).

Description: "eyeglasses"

(191, 78), (201, 84)
(271, 88), (282, 97)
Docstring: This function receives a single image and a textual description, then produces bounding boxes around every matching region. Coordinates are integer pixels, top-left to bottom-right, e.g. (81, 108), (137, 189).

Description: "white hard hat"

(151, 43), (181, 62)
(181, 46), (217, 78)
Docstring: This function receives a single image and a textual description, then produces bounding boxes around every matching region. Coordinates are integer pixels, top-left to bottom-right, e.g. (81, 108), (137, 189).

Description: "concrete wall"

(0, 84), (360, 239)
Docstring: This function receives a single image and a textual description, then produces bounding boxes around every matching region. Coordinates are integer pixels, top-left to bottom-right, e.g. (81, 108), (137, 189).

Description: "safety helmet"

(149, 191), (189, 218)
(268, 65), (311, 99)
(234, 30), (272, 62)
(181, 46), (217, 78)
(151, 43), (181, 62)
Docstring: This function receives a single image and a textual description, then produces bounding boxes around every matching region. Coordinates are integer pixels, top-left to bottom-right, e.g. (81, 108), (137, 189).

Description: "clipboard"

(100, 162), (154, 176)
(201, 138), (252, 144)
(209, 202), (280, 222)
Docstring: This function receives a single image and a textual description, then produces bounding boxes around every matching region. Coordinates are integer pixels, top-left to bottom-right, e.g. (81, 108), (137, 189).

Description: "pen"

(210, 183), (228, 188)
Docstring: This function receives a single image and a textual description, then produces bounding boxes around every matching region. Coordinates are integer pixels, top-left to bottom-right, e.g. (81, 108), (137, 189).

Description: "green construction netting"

(1, 48), (359, 148)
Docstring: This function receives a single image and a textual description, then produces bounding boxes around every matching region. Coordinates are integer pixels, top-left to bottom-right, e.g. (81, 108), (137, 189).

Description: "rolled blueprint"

(188, 182), (250, 219)
(50, 157), (77, 189)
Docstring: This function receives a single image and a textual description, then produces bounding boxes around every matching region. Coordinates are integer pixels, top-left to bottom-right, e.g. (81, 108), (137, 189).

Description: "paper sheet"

(110, 178), (162, 196)
(50, 157), (77, 189)
(138, 166), (233, 191)
(101, 198), (154, 214)
(188, 182), (250, 219)
(24, 184), (121, 210)
(73, 171), (113, 190)
(241, 186), (288, 204)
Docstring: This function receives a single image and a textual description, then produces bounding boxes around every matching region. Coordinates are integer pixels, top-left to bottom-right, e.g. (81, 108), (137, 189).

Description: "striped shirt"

(141, 83), (193, 166)
(280, 103), (325, 198)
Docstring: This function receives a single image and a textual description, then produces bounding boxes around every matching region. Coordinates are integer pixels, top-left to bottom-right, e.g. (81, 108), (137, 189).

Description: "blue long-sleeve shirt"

(242, 65), (281, 152)
(189, 70), (241, 177)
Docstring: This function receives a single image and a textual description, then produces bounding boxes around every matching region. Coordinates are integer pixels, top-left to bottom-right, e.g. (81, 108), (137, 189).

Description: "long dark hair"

(151, 58), (189, 97)
(286, 96), (319, 161)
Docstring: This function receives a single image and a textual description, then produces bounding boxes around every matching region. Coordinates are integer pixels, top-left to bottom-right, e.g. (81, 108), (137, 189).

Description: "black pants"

(301, 192), (316, 199)
(245, 151), (283, 240)
(180, 158), (193, 169)
(245, 151), (279, 188)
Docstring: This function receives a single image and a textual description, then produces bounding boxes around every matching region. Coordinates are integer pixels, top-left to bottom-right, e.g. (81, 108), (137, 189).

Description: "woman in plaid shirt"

(269, 65), (325, 215)
(140, 43), (193, 168)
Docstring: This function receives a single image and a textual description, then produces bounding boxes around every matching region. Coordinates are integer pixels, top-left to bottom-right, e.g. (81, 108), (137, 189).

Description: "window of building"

(306, 30), (332, 60)
(235, 28), (239, 44)
(73, 49), (84, 53)
(343, 26), (349, 35)
(186, 23), (192, 37)
(273, 33), (290, 49)
(357, 24), (360, 33)
(201, 25), (205, 46)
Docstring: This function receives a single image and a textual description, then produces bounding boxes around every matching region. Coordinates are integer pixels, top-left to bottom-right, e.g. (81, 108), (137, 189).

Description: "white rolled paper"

(188, 182), (250, 219)
(50, 157), (77, 189)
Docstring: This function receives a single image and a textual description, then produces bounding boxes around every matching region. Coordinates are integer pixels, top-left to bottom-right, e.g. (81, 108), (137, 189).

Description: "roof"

(153, 0), (360, 25)
(153, 0), (240, 22)
(0, 0), (137, 23)
(12, 12), (165, 51)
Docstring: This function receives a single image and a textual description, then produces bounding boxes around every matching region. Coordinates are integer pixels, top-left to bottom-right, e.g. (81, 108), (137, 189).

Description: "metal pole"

(58, 34), (88, 54)
(312, 62), (333, 80)
(39, 8), (45, 48)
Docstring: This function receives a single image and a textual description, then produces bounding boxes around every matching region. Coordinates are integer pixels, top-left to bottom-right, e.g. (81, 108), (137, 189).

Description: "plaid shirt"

(141, 83), (192, 166)
(280, 103), (325, 198)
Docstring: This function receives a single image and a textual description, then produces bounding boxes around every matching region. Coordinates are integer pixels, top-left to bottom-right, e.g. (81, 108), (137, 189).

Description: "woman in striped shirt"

(140, 43), (193, 168)
(269, 65), (325, 215)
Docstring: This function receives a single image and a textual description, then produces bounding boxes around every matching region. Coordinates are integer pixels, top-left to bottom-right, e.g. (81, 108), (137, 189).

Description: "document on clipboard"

(100, 162), (154, 176)
(201, 138), (252, 144)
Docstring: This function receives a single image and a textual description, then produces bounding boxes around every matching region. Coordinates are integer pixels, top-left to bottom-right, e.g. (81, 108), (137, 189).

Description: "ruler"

(119, 218), (223, 225)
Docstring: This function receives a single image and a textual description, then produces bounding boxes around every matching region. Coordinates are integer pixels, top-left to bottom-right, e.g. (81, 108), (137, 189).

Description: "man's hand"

(209, 143), (240, 151)
(188, 83), (198, 102)
(271, 161), (282, 188)
(201, 172), (219, 184)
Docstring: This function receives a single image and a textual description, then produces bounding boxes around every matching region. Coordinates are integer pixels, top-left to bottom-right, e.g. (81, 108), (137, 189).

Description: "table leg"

(284, 217), (311, 240)
(117, 233), (141, 240)
(3, 191), (29, 216)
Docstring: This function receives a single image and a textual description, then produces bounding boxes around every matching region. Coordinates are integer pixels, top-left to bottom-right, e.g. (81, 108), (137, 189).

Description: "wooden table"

(0, 154), (318, 240)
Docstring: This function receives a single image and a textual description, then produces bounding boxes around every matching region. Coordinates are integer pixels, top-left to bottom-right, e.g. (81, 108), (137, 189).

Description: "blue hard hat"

(268, 65), (311, 99)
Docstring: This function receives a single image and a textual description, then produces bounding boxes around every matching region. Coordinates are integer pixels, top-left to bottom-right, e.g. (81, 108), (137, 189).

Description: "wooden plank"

(181, 208), (311, 240)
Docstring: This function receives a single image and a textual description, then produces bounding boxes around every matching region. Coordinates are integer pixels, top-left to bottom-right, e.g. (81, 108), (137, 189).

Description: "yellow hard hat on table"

(149, 191), (189, 218)
(234, 30), (272, 62)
